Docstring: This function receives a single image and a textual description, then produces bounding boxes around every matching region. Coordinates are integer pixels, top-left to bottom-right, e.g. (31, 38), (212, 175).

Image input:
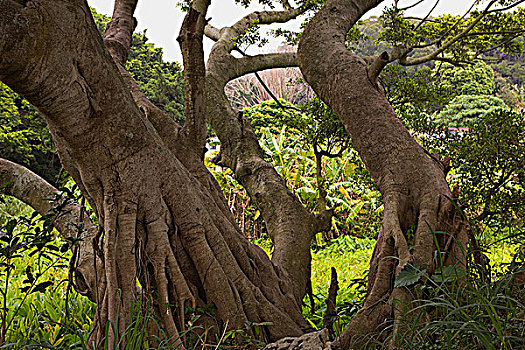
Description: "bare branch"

(368, 51), (390, 86)
(465, 29), (525, 37)
(233, 48), (301, 111)
(413, 0), (440, 31)
(103, 0), (139, 65)
(399, 0), (498, 66)
(204, 23), (221, 41)
(398, 0), (425, 11)
(178, 0), (211, 150)
(213, 8), (299, 53)
(234, 52), (298, 79)
(403, 17), (443, 24)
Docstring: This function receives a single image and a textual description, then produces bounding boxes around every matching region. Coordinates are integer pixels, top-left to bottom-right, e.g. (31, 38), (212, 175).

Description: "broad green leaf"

(432, 265), (467, 283)
(394, 262), (426, 288)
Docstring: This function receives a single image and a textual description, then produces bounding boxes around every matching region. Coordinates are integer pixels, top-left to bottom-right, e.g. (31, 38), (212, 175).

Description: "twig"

(413, 0), (440, 32)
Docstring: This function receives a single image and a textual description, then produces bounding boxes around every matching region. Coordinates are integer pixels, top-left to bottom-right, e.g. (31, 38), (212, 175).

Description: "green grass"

(305, 235), (373, 333)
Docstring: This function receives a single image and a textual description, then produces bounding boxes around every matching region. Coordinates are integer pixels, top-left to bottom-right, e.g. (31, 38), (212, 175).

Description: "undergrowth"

(0, 196), (523, 349)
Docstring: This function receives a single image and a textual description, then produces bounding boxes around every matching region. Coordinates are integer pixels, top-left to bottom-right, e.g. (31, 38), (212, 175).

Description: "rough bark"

(298, 0), (468, 348)
(178, 0), (209, 151)
(205, 8), (331, 303)
(0, 0), (309, 347)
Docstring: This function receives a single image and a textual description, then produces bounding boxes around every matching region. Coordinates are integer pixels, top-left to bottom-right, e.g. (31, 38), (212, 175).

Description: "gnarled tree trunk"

(0, 0), (309, 348)
(205, 12), (332, 302)
(298, 0), (468, 348)
(1, 0), (473, 348)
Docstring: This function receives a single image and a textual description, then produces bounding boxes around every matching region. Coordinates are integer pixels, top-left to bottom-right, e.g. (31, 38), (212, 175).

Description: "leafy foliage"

(447, 109), (525, 224)
(379, 5), (525, 62)
(390, 257), (525, 350)
(0, 194), (94, 348)
(436, 94), (509, 127)
(126, 31), (185, 123)
(436, 62), (496, 96)
(1, 2), (524, 348)
(241, 99), (381, 238)
(382, 64), (451, 113)
(394, 262), (426, 288)
(0, 83), (59, 183)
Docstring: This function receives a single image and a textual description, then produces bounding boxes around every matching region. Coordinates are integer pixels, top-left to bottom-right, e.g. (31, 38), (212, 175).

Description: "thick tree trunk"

(0, 1), (308, 347)
(206, 49), (330, 303)
(298, 0), (468, 347)
(204, 9), (332, 303)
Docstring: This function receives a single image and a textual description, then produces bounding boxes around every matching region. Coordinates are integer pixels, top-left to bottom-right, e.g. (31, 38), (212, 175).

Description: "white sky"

(87, 0), (472, 63)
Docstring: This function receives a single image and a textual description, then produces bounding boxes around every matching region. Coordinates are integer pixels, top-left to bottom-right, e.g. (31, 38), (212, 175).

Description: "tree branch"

(211, 8), (299, 53)
(205, 14), (325, 302)
(0, 158), (100, 300)
(398, 0), (425, 11)
(103, 0), (139, 65)
(487, 0), (525, 13)
(234, 52), (298, 80)
(413, 0), (440, 32)
(0, 159), (95, 239)
(204, 23), (221, 41)
(368, 51), (390, 86)
(178, 0), (211, 151)
(398, 0), (506, 66)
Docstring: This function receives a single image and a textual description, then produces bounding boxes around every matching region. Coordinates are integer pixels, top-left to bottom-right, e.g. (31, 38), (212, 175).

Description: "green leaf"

(432, 265), (466, 283)
(31, 281), (53, 294)
(394, 262), (426, 288)
(5, 219), (17, 235)
(25, 265), (34, 283)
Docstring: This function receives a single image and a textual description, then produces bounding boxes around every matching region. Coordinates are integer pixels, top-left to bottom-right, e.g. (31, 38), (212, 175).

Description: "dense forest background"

(0, 7), (524, 349)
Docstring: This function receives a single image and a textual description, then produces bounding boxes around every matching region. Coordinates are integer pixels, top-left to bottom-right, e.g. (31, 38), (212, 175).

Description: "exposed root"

(106, 197), (137, 347)
(78, 158), (309, 348)
(334, 191), (469, 349)
(145, 205), (196, 348)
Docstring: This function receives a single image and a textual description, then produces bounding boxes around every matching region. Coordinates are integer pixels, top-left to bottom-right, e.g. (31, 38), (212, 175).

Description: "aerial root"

(85, 196), (140, 350)
(166, 251), (196, 332)
(103, 195), (120, 349)
(154, 260), (183, 348)
(146, 206), (196, 348)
